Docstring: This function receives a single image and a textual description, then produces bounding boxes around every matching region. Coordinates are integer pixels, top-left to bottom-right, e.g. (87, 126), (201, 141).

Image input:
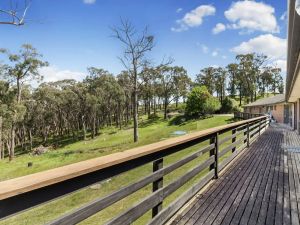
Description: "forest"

(0, 43), (284, 161)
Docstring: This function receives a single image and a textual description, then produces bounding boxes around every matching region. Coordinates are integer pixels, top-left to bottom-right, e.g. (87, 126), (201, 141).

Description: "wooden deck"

(170, 124), (300, 225)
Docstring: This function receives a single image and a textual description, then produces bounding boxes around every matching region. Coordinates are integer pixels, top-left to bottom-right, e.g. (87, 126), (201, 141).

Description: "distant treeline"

(0, 44), (283, 160)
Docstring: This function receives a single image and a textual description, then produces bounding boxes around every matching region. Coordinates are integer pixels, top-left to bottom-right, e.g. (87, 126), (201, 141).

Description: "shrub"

(148, 113), (160, 120)
(185, 86), (221, 117)
(220, 97), (240, 113)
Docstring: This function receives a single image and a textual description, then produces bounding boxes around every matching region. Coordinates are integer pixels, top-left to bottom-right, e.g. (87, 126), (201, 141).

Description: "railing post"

(259, 119), (261, 136)
(232, 128), (236, 153)
(246, 122), (250, 147)
(152, 158), (163, 217)
(209, 133), (218, 179)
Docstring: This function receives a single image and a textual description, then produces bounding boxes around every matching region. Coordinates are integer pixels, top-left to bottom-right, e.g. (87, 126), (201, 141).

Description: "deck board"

(170, 124), (300, 225)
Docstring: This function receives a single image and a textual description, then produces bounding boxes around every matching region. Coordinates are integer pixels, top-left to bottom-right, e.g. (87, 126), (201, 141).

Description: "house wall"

(244, 103), (285, 124)
(271, 104), (284, 123)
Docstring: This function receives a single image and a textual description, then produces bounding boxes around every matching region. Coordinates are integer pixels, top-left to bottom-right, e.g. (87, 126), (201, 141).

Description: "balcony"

(0, 116), (299, 225)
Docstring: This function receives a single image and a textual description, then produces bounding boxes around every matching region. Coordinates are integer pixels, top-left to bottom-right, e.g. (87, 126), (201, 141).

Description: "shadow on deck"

(169, 124), (300, 225)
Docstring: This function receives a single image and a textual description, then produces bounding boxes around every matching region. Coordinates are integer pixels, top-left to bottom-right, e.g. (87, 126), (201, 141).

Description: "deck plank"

(210, 130), (274, 225)
(227, 129), (277, 225)
(174, 142), (255, 225)
(184, 137), (262, 224)
(170, 124), (300, 225)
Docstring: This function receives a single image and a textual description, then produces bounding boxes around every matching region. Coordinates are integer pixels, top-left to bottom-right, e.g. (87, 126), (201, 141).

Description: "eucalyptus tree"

(85, 68), (125, 132)
(112, 19), (154, 142)
(270, 68), (283, 94)
(0, 44), (48, 160)
(226, 63), (238, 98)
(215, 67), (227, 104)
(140, 66), (160, 117)
(156, 65), (186, 119)
(236, 53), (267, 103)
(195, 67), (216, 95)
(71, 82), (89, 140)
(258, 67), (273, 97)
(117, 71), (133, 124)
(0, 80), (14, 159)
(173, 69), (191, 107)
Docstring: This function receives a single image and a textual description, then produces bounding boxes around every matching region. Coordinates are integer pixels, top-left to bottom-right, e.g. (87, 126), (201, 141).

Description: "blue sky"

(0, 0), (288, 82)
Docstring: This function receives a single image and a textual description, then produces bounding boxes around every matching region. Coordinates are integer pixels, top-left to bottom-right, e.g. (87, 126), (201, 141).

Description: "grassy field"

(0, 115), (236, 225)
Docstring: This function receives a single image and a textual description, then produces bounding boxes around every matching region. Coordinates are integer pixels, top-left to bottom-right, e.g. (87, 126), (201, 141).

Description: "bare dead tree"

(112, 19), (154, 142)
(0, 0), (31, 26)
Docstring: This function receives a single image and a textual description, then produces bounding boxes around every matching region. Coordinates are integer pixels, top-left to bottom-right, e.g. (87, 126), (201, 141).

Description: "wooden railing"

(0, 116), (270, 225)
(234, 112), (265, 120)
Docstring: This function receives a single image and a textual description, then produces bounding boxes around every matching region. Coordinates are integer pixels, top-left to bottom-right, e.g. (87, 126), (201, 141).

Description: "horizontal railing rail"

(234, 111), (265, 120)
(0, 116), (270, 225)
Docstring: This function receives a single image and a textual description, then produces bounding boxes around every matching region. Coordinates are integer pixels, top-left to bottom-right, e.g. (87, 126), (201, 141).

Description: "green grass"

(0, 115), (235, 225)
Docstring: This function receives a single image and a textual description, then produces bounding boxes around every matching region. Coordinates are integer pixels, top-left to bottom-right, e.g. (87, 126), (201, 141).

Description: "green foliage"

(220, 97), (240, 113)
(185, 86), (221, 117)
(147, 113), (160, 120)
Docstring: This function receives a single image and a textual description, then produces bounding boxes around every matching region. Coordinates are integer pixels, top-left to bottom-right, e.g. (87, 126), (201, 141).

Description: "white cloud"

(83, 0), (96, 4)
(212, 23), (226, 34)
(212, 50), (218, 57)
(224, 1), (279, 33)
(171, 5), (216, 32)
(39, 66), (86, 82)
(176, 8), (183, 13)
(222, 55), (227, 59)
(231, 34), (286, 60)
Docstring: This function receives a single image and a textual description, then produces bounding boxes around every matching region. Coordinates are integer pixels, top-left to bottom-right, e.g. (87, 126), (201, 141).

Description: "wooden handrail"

(0, 116), (270, 224)
(0, 116), (267, 201)
(234, 112), (265, 120)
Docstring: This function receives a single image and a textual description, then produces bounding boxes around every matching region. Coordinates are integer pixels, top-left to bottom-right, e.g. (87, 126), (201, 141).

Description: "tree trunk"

(6, 141), (11, 159)
(153, 98), (156, 115)
(133, 89), (138, 142)
(82, 116), (86, 140)
(148, 99), (151, 117)
(239, 86), (242, 106)
(28, 129), (33, 151)
(0, 117), (2, 159)
(92, 116), (96, 139)
(10, 125), (15, 161)
(164, 97), (168, 120)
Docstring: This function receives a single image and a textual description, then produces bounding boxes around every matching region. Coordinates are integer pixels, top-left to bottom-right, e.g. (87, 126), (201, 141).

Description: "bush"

(148, 113), (160, 120)
(220, 97), (240, 113)
(185, 86), (221, 117)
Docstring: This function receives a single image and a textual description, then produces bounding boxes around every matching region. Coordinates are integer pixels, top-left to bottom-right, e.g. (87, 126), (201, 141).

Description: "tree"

(156, 65), (187, 119)
(173, 70), (191, 107)
(140, 66), (158, 118)
(226, 63), (238, 98)
(0, 0), (31, 26)
(112, 19), (154, 142)
(0, 44), (48, 160)
(185, 86), (220, 117)
(236, 53), (267, 103)
(215, 67), (227, 104)
(220, 97), (240, 113)
(258, 67), (273, 97)
(195, 67), (216, 95)
(270, 68), (283, 94)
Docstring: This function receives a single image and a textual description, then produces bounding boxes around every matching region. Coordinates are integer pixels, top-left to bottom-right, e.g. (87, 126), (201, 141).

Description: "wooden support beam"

(232, 128), (237, 153)
(152, 158), (163, 217)
(246, 122), (250, 147)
